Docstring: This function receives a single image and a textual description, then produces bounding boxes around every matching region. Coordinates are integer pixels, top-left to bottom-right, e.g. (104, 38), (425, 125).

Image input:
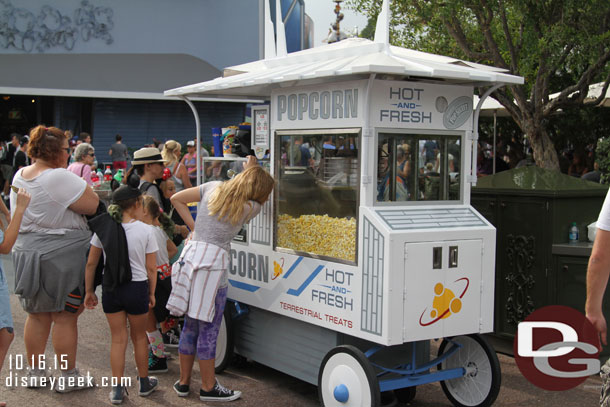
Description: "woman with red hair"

(11, 125), (99, 392)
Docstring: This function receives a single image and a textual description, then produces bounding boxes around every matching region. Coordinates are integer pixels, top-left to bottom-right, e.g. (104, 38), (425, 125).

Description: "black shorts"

(102, 280), (149, 315)
(153, 272), (172, 322)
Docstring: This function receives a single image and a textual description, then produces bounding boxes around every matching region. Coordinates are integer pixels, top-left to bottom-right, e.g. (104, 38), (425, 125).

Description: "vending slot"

(449, 246), (458, 268)
(433, 247), (442, 269)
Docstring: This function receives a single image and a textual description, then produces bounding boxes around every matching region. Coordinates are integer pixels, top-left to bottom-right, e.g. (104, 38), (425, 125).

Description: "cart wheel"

(394, 386), (416, 403)
(380, 391), (398, 407)
(318, 345), (381, 407)
(214, 306), (233, 373)
(437, 334), (501, 407)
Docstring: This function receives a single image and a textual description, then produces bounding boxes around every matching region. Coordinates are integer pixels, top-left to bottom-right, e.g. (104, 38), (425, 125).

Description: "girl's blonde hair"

(208, 166), (274, 226)
(161, 140), (181, 167)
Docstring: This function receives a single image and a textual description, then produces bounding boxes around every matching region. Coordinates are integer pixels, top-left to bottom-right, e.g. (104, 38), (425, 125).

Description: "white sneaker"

(54, 368), (95, 393)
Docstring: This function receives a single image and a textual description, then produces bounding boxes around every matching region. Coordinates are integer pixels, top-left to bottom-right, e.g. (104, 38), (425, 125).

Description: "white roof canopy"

(165, 38), (524, 100)
(550, 81), (610, 107)
(474, 80), (610, 116)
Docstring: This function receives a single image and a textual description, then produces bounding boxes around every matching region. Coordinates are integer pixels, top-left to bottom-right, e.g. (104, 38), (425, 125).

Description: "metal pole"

(492, 110), (497, 174)
(472, 83), (504, 186)
(361, 73), (376, 206)
(283, 0), (297, 24)
(180, 96), (201, 186)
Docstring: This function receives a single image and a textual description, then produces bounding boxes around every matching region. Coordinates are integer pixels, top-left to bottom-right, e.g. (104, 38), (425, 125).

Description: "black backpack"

(140, 180), (171, 213)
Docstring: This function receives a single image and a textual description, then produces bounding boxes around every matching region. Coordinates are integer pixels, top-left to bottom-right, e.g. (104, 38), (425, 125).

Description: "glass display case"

(275, 129), (360, 263)
(275, 129), (360, 264)
(377, 132), (462, 203)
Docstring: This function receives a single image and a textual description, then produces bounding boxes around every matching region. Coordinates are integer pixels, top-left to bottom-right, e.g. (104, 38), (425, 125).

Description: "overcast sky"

(305, 1), (369, 47)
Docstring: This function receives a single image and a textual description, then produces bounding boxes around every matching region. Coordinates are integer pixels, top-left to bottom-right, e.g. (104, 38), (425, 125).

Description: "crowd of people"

(476, 139), (602, 182)
(375, 137), (460, 202)
(0, 125), (274, 405)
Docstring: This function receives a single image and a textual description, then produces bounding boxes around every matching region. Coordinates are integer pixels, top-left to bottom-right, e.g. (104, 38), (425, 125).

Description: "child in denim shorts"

(85, 183), (159, 404)
(0, 188), (31, 406)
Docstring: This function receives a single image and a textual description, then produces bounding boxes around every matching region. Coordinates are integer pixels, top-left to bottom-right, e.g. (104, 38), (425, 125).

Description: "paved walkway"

(0, 253), (603, 406)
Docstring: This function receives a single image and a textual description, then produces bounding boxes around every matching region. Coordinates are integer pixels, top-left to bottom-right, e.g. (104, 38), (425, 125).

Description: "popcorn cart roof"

(165, 37), (524, 100)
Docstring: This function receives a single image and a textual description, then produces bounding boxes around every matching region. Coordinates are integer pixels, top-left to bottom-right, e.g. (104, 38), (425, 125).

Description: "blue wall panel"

(283, 0), (303, 52)
(92, 99), (245, 166)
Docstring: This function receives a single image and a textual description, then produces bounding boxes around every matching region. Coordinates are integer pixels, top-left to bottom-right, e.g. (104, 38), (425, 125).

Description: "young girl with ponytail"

(84, 182), (159, 404)
(139, 195), (178, 373)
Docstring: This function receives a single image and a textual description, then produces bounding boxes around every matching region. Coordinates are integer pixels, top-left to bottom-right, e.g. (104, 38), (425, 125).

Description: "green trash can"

(471, 167), (608, 355)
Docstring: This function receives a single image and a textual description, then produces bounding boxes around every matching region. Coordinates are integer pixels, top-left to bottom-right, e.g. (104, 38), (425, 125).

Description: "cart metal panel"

(361, 216), (385, 336)
(403, 239), (482, 342)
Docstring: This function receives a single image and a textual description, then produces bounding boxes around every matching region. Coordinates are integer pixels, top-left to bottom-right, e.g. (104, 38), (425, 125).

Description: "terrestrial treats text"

(279, 302), (353, 329)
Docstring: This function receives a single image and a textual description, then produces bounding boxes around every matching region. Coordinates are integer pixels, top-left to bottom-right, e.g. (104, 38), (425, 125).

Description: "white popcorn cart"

(166, 17), (523, 406)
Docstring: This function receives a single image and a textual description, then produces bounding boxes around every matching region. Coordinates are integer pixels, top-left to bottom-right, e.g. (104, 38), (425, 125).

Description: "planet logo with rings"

(419, 277), (469, 326)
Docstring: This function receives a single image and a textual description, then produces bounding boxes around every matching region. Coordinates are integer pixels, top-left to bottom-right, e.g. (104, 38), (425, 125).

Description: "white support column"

(180, 96), (201, 186)
(471, 83), (504, 186)
(361, 73), (376, 207)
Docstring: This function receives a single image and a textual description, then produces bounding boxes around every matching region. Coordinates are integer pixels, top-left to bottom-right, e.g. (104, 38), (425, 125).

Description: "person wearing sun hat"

(125, 147), (167, 207)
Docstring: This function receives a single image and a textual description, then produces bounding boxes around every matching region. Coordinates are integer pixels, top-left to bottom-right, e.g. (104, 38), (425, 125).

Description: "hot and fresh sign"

(371, 80), (474, 131)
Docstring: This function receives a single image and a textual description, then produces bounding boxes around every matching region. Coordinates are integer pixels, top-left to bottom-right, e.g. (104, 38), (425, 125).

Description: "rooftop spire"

(373, 0), (390, 47)
(264, 0), (276, 59)
(275, 0), (287, 57)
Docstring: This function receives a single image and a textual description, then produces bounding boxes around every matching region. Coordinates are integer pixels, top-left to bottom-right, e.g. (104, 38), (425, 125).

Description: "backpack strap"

(139, 181), (153, 193)
(140, 181), (168, 210)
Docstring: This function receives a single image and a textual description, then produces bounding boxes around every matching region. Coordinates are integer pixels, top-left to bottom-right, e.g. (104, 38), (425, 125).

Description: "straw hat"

(131, 147), (167, 165)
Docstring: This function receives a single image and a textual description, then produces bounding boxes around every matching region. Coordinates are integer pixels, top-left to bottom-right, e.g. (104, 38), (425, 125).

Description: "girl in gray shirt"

(170, 156), (274, 402)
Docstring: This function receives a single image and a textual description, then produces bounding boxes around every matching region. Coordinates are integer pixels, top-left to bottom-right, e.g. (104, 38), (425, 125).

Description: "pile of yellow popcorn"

(277, 214), (356, 261)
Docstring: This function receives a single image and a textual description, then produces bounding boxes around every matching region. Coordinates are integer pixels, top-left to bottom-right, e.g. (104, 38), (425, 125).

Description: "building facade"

(0, 0), (311, 164)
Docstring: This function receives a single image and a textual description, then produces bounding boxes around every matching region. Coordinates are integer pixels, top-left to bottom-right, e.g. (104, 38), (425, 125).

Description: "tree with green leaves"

(348, 0), (610, 170)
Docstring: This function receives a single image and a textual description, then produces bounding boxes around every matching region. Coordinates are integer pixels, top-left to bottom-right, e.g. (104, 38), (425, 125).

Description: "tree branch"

(544, 45), (610, 115)
(525, 1), (544, 40)
(532, 51), (550, 120)
(441, 15), (489, 61)
(515, 22), (525, 56)
(488, 88), (522, 123)
(498, 0), (518, 73)
(470, 2), (510, 69)
(541, 44), (574, 105)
